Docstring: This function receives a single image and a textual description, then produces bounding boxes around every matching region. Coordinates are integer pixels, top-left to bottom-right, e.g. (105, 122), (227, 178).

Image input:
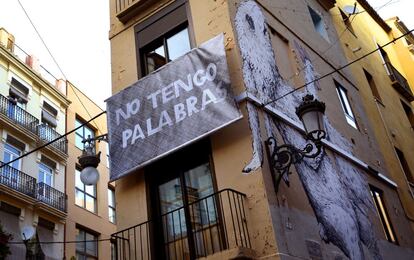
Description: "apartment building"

(332, 0), (414, 231)
(0, 27), (69, 259)
(65, 82), (116, 259)
(108, 0), (414, 259)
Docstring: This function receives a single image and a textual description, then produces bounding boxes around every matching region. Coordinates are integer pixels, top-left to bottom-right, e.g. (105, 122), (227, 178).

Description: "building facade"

(0, 27), (69, 259)
(109, 0), (414, 259)
(65, 82), (116, 260)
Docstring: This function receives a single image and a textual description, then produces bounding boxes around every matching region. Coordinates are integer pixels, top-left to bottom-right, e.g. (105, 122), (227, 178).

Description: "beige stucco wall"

(65, 82), (116, 259)
(332, 0), (414, 224)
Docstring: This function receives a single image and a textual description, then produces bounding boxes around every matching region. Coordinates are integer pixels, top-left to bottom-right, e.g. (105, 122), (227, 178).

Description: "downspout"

(63, 81), (68, 260)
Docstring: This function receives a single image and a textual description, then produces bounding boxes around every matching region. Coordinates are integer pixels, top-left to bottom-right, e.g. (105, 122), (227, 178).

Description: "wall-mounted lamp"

(78, 134), (108, 185)
(266, 94), (326, 191)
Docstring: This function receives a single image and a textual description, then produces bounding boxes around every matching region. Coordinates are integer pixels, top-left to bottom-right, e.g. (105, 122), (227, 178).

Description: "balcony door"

(2, 143), (22, 186)
(148, 140), (223, 260)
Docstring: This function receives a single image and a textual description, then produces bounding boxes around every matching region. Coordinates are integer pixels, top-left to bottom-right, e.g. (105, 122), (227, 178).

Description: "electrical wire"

(0, 111), (106, 170)
(262, 29), (414, 107)
(17, 0), (104, 135)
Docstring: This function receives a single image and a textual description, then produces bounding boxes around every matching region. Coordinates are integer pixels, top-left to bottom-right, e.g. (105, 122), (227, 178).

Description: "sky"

(0, 0), (412, 110)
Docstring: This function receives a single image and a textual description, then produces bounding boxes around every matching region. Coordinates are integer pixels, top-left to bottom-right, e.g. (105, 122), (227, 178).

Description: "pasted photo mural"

(234, 1), (381, 259)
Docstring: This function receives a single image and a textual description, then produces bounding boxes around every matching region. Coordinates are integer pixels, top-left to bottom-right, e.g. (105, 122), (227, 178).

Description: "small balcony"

(111, 189), (252, 260)
(384, 62), (414, 102)
(0, 94), (39, 134)
(115, 0), (157, 23)
(37, 124), (67, 154)
(37, 182), (67, 212)
(0, 162), (36, 198)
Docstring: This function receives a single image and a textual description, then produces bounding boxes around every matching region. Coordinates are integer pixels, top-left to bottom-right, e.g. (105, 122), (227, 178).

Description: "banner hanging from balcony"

(106, 34), (242, 181)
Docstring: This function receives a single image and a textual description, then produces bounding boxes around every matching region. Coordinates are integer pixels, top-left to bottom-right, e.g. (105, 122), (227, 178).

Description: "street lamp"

(265, 94), (326, 191)
(78, 134), (108, 185)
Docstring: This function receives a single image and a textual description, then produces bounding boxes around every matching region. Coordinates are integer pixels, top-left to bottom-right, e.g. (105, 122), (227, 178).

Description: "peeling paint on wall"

(234, 1), (381, 259)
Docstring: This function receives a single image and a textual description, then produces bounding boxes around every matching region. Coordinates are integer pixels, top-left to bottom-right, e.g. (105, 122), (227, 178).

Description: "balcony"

(384, 62), (414, 102)
(115, 0), (158, 23)
(111, 189), (252, 260)
(0, 94), (39, 134)
(0, 162), (36, 198)
(38, 124), (67, 154)
(37, 182), (67, 212)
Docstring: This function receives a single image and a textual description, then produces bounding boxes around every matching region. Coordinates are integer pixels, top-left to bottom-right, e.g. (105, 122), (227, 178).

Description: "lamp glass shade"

(300, 109), (324, 135)
(80, 166), (99, 185)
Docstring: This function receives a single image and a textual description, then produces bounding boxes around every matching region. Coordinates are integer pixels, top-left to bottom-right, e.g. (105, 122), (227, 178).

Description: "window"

(2, 142), (22, 183)
(395, 147), (414, 184)
(339, 8), (356, 36)
(75, 118), (95, 151)
(308, 6), (329, 42)
(75, 169), (97, 213)
(335, 81), (358, 129)
(369, 186), (397, 243)
(111, 241), (117, 260)
(76, 227), (98, 259)
(108, 187), (116, 223)
(41, 101), (58, 128)
(142, 26), (190, 75)
(38, 163), (53, 186)
(135, 0), (190, 77)
(9, 77), (29, 109)
(400, 101), (414, 130)
(363, 69), (381, 102)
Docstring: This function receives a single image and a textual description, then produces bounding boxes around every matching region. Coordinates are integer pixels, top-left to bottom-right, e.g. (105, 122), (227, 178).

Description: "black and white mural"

(235, 1), (381, 259)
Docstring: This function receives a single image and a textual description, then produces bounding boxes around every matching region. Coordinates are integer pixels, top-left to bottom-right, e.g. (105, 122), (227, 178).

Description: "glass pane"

(76, 229), (85, 251)
(109, 208), (116, 223)
(159, 178), (186, 240)
(184, 163), (216, 225)
(108, 189), (115, 207)
(85, 184), (96, 196)
(75, 170), (84, 189)
(75, 133), (84, 150)
(84, 126), (95, 140)
(166, 28), (190, 61)
(75, 189), (85, 207)
(159, 178), (183, 214)
(85, 233), (97, 256)
(76, 254), (86, 260)
(85, 195), (96, 212)
(146, 44), (166, 74)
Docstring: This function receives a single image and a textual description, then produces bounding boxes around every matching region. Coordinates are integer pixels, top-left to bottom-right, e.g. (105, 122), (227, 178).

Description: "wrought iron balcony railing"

(0, 162), (37, 198)
(38, 124), (67, 154)
(111, 189), (251, 260)
(384, 62), (414, 101)
(37, 182), (67, 212)
(0, 94), (39, 134)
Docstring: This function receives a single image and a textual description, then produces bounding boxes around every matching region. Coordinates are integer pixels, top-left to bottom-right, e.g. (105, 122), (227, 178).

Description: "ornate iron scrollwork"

(265, 130), (326, 192)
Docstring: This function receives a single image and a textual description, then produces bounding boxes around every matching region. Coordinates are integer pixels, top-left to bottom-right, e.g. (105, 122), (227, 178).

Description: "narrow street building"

(65, 82), (116, 259)
(108, 0), (414, 259)
(0, 27), (69, 259)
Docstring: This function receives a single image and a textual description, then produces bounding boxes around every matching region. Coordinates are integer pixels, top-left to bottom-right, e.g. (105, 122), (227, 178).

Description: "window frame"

(75, 168), (97, 213)
(134, 0), (192, 78)
(38, 162), (54, 187)
(369, 185), (398, 244)
(307, 5), (330, 42)
(76, 227), (99, 259)
(335, 81), (358, 129)
(3, 142), (22, 171)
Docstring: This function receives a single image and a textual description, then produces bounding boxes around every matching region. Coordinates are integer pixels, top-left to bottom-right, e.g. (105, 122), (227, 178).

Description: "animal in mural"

(234, 1), (381, 259)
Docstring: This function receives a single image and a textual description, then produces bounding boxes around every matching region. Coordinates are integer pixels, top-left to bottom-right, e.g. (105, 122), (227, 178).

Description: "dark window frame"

(76, 226), (99, 259)
(363, 68), (382, 102)
(134, 0), (193, 78)
(334, 80), (358, 129)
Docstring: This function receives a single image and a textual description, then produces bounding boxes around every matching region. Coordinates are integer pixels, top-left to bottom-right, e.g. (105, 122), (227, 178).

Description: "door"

(38, 163), (53, 203)
(148, 140), (222, 260)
